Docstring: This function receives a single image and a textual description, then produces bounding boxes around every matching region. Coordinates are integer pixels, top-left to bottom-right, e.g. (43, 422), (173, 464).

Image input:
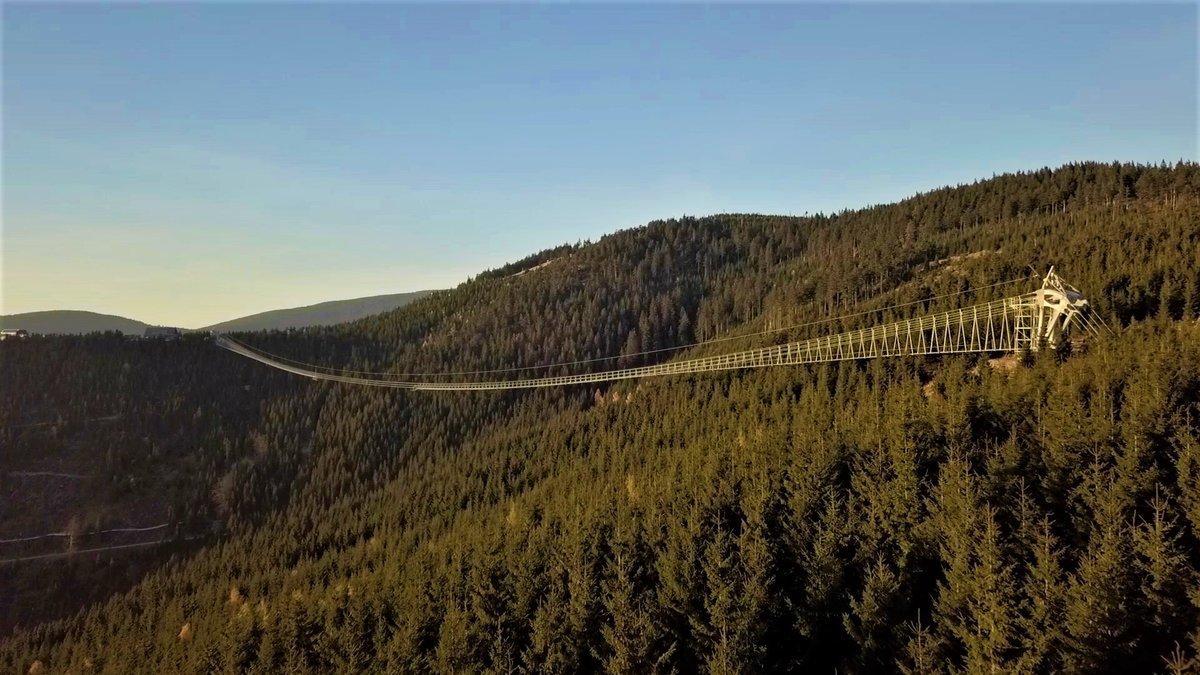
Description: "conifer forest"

(3, 162), (1200, 673)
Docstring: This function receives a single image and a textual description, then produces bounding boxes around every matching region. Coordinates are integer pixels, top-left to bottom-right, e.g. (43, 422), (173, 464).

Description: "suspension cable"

(223, 273), (1035, 379)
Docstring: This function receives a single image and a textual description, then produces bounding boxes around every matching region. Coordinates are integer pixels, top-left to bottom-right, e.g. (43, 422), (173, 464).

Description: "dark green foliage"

(2, 162), (1200, 672)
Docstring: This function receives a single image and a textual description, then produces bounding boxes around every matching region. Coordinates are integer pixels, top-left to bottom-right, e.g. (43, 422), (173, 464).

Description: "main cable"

(223, 273), (1034, 380)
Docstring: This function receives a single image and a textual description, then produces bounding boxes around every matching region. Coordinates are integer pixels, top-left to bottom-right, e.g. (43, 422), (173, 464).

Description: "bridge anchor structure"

(215, 270), (1102, 392)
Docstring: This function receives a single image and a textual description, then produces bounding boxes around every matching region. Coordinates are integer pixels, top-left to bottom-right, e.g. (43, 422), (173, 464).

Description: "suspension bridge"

(215, 270), (1102, 391)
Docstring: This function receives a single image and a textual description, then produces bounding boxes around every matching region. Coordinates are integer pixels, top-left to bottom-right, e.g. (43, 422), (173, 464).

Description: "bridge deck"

(216, 293), (1049, 391)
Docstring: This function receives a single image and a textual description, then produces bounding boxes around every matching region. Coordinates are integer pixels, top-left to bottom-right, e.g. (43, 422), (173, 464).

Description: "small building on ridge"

(144, 326), (183, 340)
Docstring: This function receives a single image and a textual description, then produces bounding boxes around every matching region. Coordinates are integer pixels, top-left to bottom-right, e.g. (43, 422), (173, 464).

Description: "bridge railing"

(216, 292), (1046, 391)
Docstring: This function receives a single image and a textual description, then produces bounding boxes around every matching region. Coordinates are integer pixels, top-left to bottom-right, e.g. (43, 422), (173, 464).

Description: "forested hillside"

(0, 334), (302, 631)
(2, 162), (1199, 673)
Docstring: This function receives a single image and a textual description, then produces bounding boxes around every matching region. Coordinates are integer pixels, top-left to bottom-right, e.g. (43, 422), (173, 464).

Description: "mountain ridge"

(197, 290), (437, 333)
(0, 290), (438, 335)
(0, 310), (148, 336)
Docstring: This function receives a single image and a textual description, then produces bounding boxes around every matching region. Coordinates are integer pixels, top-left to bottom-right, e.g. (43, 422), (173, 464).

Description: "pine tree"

(434, 604), (474, 674)
(653, 500), (702, 672)
(523, 563), (573, 674)
(1014, 516), (1066, 672)
(1175, 433), (1200, 536)
(1182, 275), (1198, 320)
(699, 525), (739, 673)
(600, 521), (653, 674)
(960, 508), (1016, 673)
(564, 524), (599, 671)
(1134, 490), (1193, 660)
(928, 451), (978, 666)
(221, 606), (259, 674)
(281, 600), (316, 674)
(385, 555), (441, 672)
(734, 483), (774, 671)
(898, 613), (944, 675)
(337, 595), (373, 672)
(251, 612), (281, 675)
(1063, 500), (1138, 671)
(795, 494), (849, 667)
(469, 542), (516, 671)
(843, 556), (903, 669)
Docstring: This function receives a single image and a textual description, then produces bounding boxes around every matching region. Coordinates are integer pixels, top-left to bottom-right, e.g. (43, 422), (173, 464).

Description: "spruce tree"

(1014, 516), (1066, 672)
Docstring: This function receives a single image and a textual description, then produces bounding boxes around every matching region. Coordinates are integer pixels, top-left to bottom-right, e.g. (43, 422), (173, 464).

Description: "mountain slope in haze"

(0, 310), (147, 335)
(1, 291), (438, 336)
(199, 290), (437, 333)
(3, 162), (1200, 673)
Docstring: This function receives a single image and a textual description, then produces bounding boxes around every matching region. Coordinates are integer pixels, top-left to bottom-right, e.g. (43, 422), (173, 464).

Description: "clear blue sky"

(3, 3), (1195, 327)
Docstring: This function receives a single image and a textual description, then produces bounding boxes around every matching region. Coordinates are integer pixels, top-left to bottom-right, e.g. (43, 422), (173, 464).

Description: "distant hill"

(1, 291), (437, 336)
(0, 310), (147, 335)
(198, 290), (437, 333)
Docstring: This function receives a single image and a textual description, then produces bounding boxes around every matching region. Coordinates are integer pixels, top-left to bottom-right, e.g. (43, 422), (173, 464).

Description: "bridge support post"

(1024, 268), (1091, 350)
